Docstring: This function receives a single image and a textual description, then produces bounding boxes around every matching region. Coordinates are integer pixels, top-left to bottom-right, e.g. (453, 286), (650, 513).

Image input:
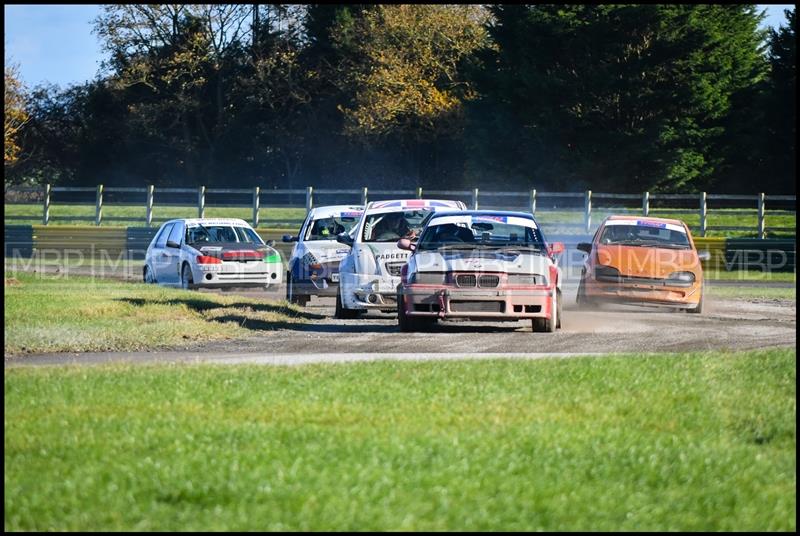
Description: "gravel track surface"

(6, 279), (795, 367)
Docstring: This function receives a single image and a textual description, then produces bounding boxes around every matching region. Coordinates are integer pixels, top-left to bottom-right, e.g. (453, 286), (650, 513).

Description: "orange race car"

(576, 216), (710, 313)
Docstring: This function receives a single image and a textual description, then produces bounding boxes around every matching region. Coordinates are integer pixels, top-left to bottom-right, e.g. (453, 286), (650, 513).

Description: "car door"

(152, 222), (174, 283)
(161, 221), (186, 285)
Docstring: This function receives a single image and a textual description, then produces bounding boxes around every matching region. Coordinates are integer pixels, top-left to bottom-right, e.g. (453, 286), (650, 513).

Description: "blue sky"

(4, 4), (796, 88)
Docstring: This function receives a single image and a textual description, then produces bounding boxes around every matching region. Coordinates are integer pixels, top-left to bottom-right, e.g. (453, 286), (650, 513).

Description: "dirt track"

(6, 280), (795, 367)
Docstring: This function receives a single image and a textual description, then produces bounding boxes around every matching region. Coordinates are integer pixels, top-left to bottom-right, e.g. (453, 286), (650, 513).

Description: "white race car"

(282, 205), (364, 305)
(143, 218), (283, 290)
(396, 210), (564, 332)
(334, 199), (466, 318)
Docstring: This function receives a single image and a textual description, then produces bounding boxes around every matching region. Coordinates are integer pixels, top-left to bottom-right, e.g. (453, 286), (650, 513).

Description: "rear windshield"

(186, 225), (264, 246)
(304, 215), (361, 241)
(599, 224), (690, 249)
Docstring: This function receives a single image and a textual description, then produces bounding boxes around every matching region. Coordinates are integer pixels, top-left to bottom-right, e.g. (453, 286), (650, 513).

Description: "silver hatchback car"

(143, 218), (283, 290)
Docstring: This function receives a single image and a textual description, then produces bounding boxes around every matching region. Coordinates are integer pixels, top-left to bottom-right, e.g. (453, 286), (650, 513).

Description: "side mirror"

(265, 239), (276, 247)
(166, 240), (180, 249)
(397, 238), (416, 252)
(577, 242), (592, 254)
(336, 233), (354, 246)
(548, 242), (565, 255)
(697, 250), (711, 262)
(281, 234), (296, 243)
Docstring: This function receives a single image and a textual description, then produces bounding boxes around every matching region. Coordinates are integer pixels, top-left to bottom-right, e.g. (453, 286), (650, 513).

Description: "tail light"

(197, 255), (222, 264)
(400, 264), (409, 284)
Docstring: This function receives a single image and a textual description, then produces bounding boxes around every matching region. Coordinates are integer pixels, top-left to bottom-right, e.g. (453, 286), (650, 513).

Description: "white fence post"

(43, 183), (51, 225)
(361, 187), (368, 206)
(530, 189), (537, 215)
(416, 187), (423, 199)
(757, 192), (765, 239)
(699, 192), (707, 237)
(305, 186), (313, 213)
(252, 186), (260, 228)
(146, 185), (154, 227)
(472, 188), (479, 210)
(642, 191), (650, 216)
(198, 185), (205, 218)
(584, 190), (592, 233)
(95, 184), (103, 226)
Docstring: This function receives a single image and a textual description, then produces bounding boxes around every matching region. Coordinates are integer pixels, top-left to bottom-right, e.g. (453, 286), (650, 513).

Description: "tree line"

(4, 5), (796, 194)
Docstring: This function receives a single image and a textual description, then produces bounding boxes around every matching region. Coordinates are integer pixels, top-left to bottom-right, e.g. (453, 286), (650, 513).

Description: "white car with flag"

(334, 199), (467, 318)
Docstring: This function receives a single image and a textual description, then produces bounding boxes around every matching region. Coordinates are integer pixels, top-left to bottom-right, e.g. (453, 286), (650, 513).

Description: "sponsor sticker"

(604, 219), (686, 233)
(636, 220), (667, 228)
(473, 215), (508, 224)
(340, 211), (362, 217)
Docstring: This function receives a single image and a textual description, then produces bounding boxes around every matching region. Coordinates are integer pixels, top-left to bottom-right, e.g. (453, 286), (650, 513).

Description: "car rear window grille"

(450, 300), (504, 313)
(478, 275), (500, 288)
(385, 262), (405, 276)
(456, 274), (477, 287)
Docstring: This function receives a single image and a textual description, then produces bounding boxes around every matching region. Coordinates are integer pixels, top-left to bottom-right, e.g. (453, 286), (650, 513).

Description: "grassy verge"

(706, 284), (796, 300)
(4, 204), (306, 229)
(4, 273), (314, 355)
(4, 349), (796, 531)
(705, 269), (796, 282)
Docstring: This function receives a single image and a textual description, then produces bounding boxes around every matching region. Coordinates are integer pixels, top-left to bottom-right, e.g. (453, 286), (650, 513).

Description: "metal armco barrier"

(5, 225), (35, 258)
(126, 228), (159, 260)
(725, 238), (796, 272)
(32, 226), (128, 258)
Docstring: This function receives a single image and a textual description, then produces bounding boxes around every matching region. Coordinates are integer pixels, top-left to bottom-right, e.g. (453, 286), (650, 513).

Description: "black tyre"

(576, 277), (596, 309)
(143, 265), (156, 284)
(180, 263), (194, 290)
(687, 285), (704, 314)
(335, 289), (359, 319)
(556, 289), (562, 328)
(286, 271), (309, 306)
(533, 290), (558, 333)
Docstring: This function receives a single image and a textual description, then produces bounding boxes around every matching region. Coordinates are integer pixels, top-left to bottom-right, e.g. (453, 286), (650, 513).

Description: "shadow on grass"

(117, 297), (533, 334)
(118, 296), (325, 321)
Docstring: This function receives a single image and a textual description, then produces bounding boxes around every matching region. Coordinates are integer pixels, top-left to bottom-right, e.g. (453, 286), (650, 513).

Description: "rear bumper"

(583, 278), (702, 307)
(400, 284), (554, 320)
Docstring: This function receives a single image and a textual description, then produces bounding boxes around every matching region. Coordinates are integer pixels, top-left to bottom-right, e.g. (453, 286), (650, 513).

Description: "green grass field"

(5, 203), (795, 236)
(706, 284), (796, 300)
(4, 349), (796, 531)
(5, 204), (306, 229)
(4, 273), (313, 355)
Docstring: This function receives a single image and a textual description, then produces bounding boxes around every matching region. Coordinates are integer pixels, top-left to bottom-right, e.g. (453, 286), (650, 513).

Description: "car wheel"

(181, 263), (194, 290)
(556, 289), (562, 329)
(576, 278), (595, 309)
(335, 289), (359, 319)
(286, 271), (310, 306)
(143, 265), (156, 284)
(687, 285), (704, 314)
(533, 291), (557, 333)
